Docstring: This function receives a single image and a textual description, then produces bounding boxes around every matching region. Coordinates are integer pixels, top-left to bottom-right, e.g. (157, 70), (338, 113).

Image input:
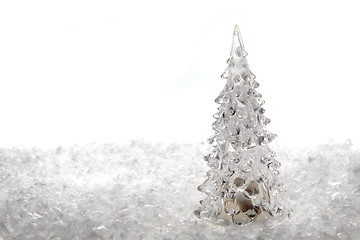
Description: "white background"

(0, 0), (359, 149)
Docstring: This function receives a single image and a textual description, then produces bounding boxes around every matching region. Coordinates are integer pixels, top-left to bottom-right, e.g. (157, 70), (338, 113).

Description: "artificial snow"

(0, 140), (359, 239)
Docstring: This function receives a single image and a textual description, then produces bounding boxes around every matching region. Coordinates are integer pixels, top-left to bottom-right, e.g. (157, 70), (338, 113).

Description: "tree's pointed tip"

(232, 24), (244, 49)
(230, 24), (245, 57)
(234, 25), (240, 34)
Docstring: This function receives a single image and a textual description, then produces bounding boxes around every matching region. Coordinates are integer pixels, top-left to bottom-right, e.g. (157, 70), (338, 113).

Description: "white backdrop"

(1, 0), (360, 149)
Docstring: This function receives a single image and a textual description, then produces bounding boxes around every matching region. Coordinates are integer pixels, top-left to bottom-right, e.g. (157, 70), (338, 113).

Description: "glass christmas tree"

(195, 25), (287, 225)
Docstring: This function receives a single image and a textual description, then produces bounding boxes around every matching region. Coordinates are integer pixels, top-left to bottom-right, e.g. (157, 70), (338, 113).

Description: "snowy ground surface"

(0, 140), (359, 239)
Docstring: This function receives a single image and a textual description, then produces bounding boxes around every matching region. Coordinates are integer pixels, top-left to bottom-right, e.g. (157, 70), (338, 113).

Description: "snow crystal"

(0, 140), (359, 239)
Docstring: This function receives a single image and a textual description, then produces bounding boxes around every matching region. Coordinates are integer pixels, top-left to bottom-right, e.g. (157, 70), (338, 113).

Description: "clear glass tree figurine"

(195, 25), (288, 225)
